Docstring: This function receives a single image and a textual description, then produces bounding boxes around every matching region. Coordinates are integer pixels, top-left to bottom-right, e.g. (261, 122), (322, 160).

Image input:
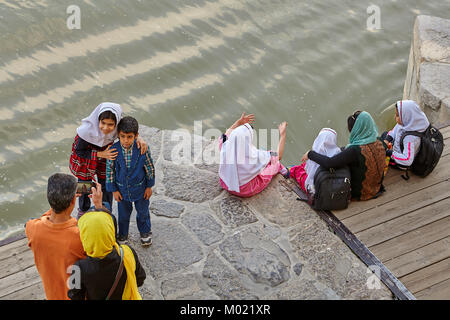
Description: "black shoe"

(117, 234), (128, 245)
(140, 232), (152, 247)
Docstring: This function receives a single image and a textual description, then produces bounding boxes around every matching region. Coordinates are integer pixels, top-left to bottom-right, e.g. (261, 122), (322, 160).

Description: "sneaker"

(140, 232), (152, 247)
(117, 234), (129, 245)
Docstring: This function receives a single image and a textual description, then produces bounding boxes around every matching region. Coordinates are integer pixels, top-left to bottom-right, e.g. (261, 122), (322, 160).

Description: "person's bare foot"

(279, 121), (287, 136)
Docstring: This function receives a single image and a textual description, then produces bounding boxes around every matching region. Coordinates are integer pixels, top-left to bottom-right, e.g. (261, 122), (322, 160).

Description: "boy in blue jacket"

(106, 116), (155, 246)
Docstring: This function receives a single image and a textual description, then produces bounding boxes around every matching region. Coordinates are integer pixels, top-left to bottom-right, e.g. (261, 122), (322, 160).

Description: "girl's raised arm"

(225, 112), (255, 136)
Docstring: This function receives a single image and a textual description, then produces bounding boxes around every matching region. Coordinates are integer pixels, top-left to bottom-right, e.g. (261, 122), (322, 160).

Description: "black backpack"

(310, 166), (352, 211)
(400, 124), (444, 179)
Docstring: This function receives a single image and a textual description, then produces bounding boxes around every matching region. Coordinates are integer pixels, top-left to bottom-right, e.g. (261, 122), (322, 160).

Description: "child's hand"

(237, 112), (255, 126)
(136, 137), (148, 155)
(113, 191), (122, 202)
(383, 140), (392, 150)
(143, 187), (152, 200)
(279, 121), (287, 136)
(98, 145), (118, 160)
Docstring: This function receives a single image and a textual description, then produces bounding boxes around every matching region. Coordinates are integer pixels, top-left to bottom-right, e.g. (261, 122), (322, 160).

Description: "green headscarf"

(347, 111), (378, 147)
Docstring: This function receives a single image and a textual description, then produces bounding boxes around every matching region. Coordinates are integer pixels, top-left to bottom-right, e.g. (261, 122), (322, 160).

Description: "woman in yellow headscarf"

(68, 210), (146, 300)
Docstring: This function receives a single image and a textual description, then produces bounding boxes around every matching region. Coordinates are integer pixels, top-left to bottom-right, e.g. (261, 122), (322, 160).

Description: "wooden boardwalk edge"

(0, 233), (26, 248)
(288, 183), (416, 300)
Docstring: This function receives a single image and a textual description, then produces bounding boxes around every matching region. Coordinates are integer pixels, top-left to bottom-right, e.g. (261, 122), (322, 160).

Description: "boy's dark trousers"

(78, 178), (113, 212)
(117, 197), (151, 237)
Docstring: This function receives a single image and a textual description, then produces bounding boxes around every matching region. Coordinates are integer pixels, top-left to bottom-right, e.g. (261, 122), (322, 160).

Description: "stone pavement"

(104, 125), (393, 300)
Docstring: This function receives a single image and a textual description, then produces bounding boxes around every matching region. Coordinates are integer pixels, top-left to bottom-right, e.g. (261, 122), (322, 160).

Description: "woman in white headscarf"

(69, 102), (148, 218)
(218, 112), (288, 197)
(290, 128), (341, 194)
(383, 100), (430, 167)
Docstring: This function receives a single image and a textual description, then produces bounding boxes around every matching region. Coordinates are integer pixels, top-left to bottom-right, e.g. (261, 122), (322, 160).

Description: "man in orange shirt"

(25, 173), (88, 300)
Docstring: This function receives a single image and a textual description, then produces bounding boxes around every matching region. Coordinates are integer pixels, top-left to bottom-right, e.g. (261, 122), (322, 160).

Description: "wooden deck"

(332, 124), (450, 300)
(0, 236), (45, 300)
(0, 126), (449, 300)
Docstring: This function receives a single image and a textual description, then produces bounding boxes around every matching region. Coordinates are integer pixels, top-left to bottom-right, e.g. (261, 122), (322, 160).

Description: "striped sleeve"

(391, 135), (419, 167)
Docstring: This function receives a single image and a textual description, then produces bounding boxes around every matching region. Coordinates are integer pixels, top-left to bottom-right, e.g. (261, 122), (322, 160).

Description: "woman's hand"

(136, 137), (148, 155)
(301, 151), (309, 163)
(98, 145), (118, 160)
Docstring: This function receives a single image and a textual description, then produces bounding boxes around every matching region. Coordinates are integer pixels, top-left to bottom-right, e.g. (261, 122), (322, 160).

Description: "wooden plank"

(343, 179), (450, 234)
(285, 182), (415, 300)
(0, 248), (35, 280)
(382, 146), (450, 185)
(334, 124), (449, 221)
(357, 196), (450, 247)
(385, 237), (450, 278)
(0, 265), (41, 298)
(0, 281), (45, 300)
(442, 146), (450, 157)
(414, 278), (450, 300)
(442, 126), (450, 140)
(437, 123), (450, 130)
(0, 239), (29, 262)
(0, 233), (26, 247)
(370, 216), (450, 261)
(0, 237), (28, 254)
(399, 258), (450, 294)
(333, 158), (450, 220)
(334, 138), (450, 221)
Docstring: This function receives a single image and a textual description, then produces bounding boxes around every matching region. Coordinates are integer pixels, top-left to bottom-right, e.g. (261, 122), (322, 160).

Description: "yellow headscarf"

(78, 211), (142, 300)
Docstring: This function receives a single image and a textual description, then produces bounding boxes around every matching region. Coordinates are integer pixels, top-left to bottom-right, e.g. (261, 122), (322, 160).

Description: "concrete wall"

(403, 15), (450, 126)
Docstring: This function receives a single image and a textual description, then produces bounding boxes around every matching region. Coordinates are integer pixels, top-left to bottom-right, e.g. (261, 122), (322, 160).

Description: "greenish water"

(0, 0), (449, 240)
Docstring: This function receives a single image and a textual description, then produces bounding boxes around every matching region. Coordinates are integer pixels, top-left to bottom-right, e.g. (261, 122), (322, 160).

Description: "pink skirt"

(289, 163), (308, 193)
(219, 135), (284, 198)
(220, 155), (284, 198)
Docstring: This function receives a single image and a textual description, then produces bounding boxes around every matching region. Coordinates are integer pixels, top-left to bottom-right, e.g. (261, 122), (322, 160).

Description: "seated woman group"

(218, 100), (430, 202)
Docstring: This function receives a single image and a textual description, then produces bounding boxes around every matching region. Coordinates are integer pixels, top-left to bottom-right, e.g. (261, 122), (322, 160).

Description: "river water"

(0, 0), (449, 240)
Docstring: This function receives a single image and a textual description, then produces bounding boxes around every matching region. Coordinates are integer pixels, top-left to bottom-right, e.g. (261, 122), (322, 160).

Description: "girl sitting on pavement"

(218, 112), (288, 198)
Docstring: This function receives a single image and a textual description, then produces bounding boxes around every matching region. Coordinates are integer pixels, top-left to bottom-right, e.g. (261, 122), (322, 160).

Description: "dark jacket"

(308, 139), (387, 201)
(106, 141), (155, 202)
(68, 209), (146, 300)
(67, 244), (146, 300)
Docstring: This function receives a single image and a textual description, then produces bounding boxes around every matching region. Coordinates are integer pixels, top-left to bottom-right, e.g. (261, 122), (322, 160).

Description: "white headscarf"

(393, 100), (429, 152)
(219, 123), (271, 192)
(76, 102), (123, 147)
(305, 128), (341, 194)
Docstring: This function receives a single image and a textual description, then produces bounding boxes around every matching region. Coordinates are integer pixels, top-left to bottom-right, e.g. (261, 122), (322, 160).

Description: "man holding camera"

(25, 173), (105, 300)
